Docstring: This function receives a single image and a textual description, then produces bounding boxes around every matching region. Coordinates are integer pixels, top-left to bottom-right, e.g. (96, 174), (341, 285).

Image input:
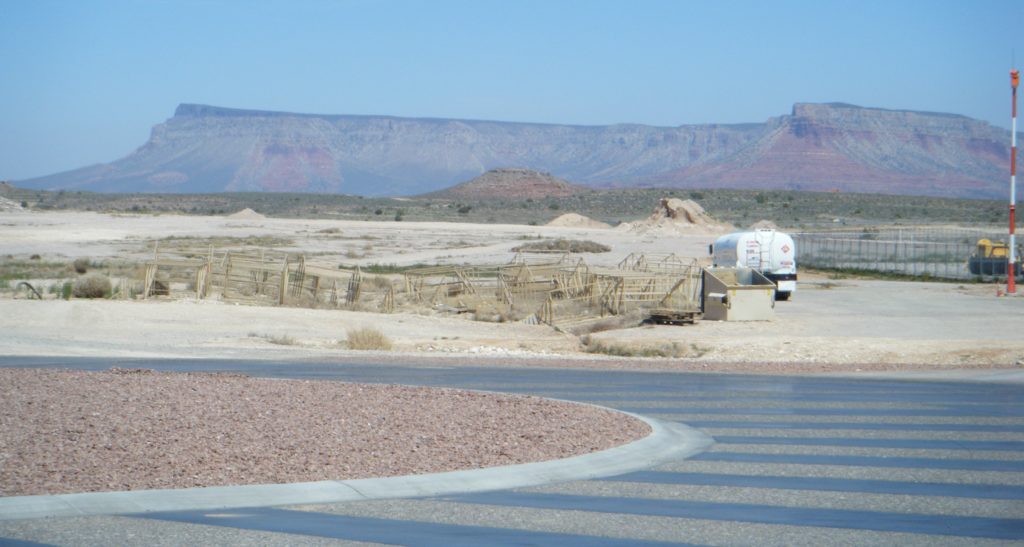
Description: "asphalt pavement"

(1, 357), (1022, 546)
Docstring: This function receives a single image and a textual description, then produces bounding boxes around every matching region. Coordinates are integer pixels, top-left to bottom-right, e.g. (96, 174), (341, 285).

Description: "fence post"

(279, 259), (289, 306)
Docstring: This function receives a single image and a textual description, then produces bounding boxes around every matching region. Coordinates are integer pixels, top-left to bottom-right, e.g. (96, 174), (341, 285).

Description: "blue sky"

(2, 0), (1022, 180)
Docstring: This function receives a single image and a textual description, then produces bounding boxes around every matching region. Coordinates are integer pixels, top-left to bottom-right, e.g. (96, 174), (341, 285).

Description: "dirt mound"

(546, 213), (610, 229)
(0, 196), (24, 212)
(426, 168), (582, 199)
(228, 208), (266, 219)
(616, 198), (733, 234)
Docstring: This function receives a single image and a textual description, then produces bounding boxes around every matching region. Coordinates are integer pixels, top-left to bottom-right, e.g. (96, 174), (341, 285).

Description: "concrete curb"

(0, 414), (712, 521)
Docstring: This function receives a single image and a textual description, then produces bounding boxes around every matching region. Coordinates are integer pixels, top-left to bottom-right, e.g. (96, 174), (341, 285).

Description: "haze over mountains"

(16, 102), (1014, 200)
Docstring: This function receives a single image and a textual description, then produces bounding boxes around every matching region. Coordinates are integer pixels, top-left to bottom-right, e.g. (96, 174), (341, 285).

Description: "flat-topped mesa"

(789, 102), (977, 130)
(172, 103), (292, 118)
(174, 103), (238, 117)
(172, 103), (351, 120)
(16, 102), (1014, 199)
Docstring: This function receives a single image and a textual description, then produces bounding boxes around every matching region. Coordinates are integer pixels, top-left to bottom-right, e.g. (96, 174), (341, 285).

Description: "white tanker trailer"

(710, 229), (797, 300)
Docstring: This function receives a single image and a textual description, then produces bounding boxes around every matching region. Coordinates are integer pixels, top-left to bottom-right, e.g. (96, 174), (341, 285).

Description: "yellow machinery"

(969, 238), (1021, 277)
(976, 239), (1009, 258)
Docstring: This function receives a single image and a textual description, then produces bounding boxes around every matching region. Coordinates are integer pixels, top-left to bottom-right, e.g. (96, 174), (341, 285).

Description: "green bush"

(72, 274), (111, 299)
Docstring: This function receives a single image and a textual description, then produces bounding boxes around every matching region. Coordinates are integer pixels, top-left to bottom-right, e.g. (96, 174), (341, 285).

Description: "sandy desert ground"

(1, 208), (1022, 371)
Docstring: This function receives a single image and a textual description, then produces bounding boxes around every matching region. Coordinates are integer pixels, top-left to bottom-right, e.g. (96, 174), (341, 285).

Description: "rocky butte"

(16, 102), (1015, 199)
(424, 168), (584, 200)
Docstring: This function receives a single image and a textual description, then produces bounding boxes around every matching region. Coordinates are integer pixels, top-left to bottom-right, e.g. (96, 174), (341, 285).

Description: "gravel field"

(0, 367), (649, 497)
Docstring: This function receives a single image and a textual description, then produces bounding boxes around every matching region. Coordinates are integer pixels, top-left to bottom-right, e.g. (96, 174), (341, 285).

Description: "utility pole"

(1010, 69), (1018, 294)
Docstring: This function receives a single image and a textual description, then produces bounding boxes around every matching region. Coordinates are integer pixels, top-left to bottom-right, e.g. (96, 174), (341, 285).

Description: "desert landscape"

(1, 202), (1021, 368)
(4, 5), (1022, 544)
(2, 200), (1021, 496)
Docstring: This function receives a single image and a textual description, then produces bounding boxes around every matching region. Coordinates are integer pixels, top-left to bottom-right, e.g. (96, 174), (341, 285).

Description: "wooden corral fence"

(403, 264), (500, 307)
(499, 255), (583, 310)
(215, 249), (289, 304)
(141, 243), (216, 300)
(535, 255), (704, 328)
(139, 246), (705, 327)
(140, 245), (392, 311)
(618, 252), (698, 274)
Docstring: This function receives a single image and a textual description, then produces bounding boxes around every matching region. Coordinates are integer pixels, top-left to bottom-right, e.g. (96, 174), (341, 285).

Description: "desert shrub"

(511, 238), (611, 253)
(265, 334), (297, 346)
(581, 338), (637, 356)
(346, 327), (393, 350)
(72, 257), (90, 274)
(72, 273), (111, 298)
(581, 336), (687, 358)
(571, 316), (633, 336)
(472, 308), (526, 323)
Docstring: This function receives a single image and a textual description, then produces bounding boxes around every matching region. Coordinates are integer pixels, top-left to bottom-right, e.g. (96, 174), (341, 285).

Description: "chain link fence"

(793, 226), (1011, 280)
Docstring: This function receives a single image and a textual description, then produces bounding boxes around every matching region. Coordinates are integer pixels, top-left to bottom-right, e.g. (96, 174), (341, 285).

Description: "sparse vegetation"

(472, 308), (527, 323)
(581, 337), (688, 358)
(265, 333), (297, 346)
(0, 259), (68, 283)
(511, 239), (611, 253)
(368, 276), (394, 290)
(72, 274), (111, 299)
(578, 332), (709, 358)
(157, 235), (293, 249)
(570, 313), (644, 336)
(805, 266), (976, 283)
(355, 262), (439, 274)
(346, 327), (393, 350)
(3, 185), (1016, 229)
(72, 258), (90, 274)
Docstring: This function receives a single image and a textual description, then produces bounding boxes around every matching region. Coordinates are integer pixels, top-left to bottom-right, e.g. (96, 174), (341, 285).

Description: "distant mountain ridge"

(16, 102), (1015, 199)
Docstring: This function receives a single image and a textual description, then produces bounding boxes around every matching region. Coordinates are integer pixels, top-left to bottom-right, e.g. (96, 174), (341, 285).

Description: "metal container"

(701, 267), (776, 321)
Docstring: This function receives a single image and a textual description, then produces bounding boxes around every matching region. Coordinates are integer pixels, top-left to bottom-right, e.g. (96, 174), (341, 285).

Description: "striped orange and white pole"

(1010, 69), (1018, 294)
